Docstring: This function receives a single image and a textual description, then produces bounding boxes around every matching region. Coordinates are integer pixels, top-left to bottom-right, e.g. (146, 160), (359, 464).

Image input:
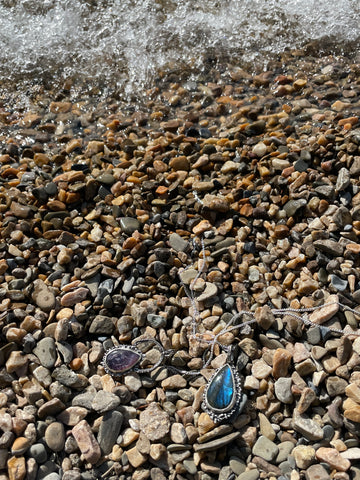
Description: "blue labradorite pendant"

(102, 345), (142, 376)
(202, 364), (241, 423)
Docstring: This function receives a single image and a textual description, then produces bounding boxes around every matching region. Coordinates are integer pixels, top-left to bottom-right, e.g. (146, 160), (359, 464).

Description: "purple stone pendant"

(102, 345), (143, 376)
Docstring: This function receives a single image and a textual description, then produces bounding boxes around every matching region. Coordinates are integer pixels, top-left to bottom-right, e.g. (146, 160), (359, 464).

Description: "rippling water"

(0, 0), (359, 95)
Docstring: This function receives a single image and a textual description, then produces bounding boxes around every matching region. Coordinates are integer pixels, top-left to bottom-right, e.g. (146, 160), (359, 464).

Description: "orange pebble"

(70, 358), (83, 371)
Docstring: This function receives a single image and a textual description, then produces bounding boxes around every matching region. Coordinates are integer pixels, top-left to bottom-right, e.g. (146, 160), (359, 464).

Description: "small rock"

(305, 464), (330, 480)
(139, 403), (170, 441)
(11, 437), (31, 455)
(272, 348), (292, 379)
(32, 279), (56, 312)
(72, 420), (101, 464)
(33, 337), (57, 369)
(126, 446), (147, 468)
(274, 377), (293, 404)
(293, 412), (323, 441)
(292, 444), (315, 468)
(161, 375), (187, 390)
(316, 447), (351, 471)
(61, 287), (89, 307)
(44, 422), (65, 452)
(252, 435), (279, 462)
(7, 456), (26, 480)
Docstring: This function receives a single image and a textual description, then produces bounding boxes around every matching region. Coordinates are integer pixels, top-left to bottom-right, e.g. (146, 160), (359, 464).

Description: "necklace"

(102, 236), (360, 424)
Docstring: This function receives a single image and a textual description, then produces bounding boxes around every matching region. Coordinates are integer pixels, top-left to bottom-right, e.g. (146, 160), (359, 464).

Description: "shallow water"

(0, 0), (359, 96)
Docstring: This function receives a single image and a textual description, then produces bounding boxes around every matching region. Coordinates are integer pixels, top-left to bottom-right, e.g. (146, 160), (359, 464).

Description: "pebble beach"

(0, 46), (360, 480)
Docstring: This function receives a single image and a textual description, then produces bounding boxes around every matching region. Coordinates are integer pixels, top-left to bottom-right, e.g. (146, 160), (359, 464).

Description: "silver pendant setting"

(202, 363), (242, 423)
(102, 345), (143, 376)
(102, 338), (166, 377)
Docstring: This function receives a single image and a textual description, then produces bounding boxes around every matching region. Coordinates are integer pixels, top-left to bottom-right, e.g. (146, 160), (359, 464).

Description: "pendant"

(102, 345), (142, 376)
(202, 364), (241, 423)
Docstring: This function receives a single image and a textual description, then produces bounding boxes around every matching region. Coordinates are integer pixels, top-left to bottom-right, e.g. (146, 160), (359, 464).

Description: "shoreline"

(0, 50), (360, 479)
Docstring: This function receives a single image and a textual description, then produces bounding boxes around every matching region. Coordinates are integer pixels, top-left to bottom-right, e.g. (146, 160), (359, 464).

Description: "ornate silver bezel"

(102, 345), (143, 376)
(202, 363), (242, 423)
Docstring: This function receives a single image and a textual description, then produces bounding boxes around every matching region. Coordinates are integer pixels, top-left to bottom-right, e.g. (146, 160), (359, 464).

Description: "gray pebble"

(33, 337), (57, 369)
(330, 274), (348, 291)
(169, 233), (189, 252)
(119, 217), (141, 235)
(91, 391), (121, 413)
(237, 470), (260, 480)
(252, 435), (279, 462)
(274, 377), (293, 404)
(98, 410), (123, 455)
(45, 422), (65, 452)
(89, 315), (115, 334)
(28, 443), (48, 463)
(293, 412), (324, 441)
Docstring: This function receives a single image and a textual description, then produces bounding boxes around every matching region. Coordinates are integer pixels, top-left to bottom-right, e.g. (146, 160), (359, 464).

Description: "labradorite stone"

(207, 364), (235, 410)
(105, 348), (141, 374)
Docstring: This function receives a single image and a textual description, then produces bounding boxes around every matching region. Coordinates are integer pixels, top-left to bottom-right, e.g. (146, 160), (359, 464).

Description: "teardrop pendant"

(102, 345), (142, 376)
(202, 364), (241, 423)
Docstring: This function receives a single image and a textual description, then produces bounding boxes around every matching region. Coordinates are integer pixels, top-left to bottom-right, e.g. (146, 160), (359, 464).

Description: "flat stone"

(305, 464), (330, 480)
(194, 431), (241, 452)
(72, 420), (101, 464)
(28, 443), (48, 464)
(344, 406), (360, 423)
(316, 447), (351, 471)
(161, 375), (187, 390)
(313, 240), (344, 257)
(31, 279), (56, 312)
(276, 441), (295, 463)
(45, 422), (65, 452)
(274, 377), (293, 404)
(61, 287), (89, 307)
(98, 411), (123, 455)
(170, 423), (187, 444)
(336, 167), (351, 191)
(33, 337), (57, 369)
(126, 446), (147, 468)
(251, 359), (272, 379)
(7, 456), (26, 480)
(91, 391), (120, 413)
(237, 470), (260, 480)
(326, 376), (348, 396)
(57, 406), (88, 426)
(309, 295), (339, 325)
(5, 351), (29, 374)
(38, 398), (66, 419)
(119, 217), (141, 235)
(258, 413), (276, 441)
(169, 233), (189, 252)
(292, 445), (315, 468)
(341, 447), (360, 460)
(272, 348), (292, 379)
(297, 387), (317, 414)
(11, 437), (31, 456)
(293, 412), (324, 441)
(89, 315), (115, 334)
(252, 435), (278, 462)
(139, 403), (170, 441)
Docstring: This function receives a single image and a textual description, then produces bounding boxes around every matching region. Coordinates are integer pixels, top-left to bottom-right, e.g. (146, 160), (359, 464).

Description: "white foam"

(0, 0), (359, 94)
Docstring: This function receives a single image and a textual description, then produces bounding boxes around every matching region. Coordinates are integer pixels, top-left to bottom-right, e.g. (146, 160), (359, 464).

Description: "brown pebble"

(61, 287), (89, 306)
(72, 420), (101, 464)
(316, 447), (351, 471)
(272, 348), (292, 379)
(7, 456), (26, 480)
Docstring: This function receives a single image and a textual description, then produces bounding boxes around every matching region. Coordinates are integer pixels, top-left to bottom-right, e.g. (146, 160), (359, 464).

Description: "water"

(0, 0), (359, 97)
